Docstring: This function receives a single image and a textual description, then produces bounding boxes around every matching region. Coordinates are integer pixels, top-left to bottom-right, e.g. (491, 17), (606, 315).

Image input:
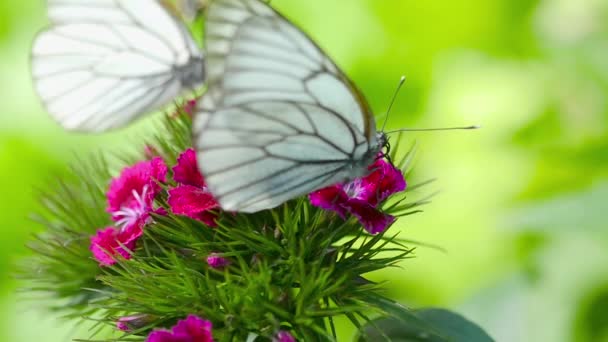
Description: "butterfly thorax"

(178, 55), (205, 88)
(345, 131), (386, 182)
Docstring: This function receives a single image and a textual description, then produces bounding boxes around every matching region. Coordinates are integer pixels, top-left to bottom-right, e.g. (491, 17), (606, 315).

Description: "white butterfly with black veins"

(194, 0), (386, 212)
(31, 0), (204, 132)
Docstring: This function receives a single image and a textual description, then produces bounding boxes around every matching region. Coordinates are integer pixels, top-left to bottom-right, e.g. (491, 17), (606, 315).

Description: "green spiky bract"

(20, 107), (445, 342)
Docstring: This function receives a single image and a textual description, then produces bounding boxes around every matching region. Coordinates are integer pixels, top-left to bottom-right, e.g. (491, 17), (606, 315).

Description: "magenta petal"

(207, 253), (230, 269)
(107, 172), (146, 215)
(183, 99), (198, 116)
(173, 149), (206, 187)
(90, 227), (136, 266)
(154, 207), (168, 216)
(107, 157), (168, 218)
(275, 331), (297, 342)
(168, 185), (219, 226)
(195, 211), (221, 227)
(172, 315), (214, 342)
(360, 159), (406, 205)
(376, 160), (406, 201)
(344, 199), (396, 235)
(309, 186), (349, 218)
(116, 320), (130, 332)
(117, 315), (149, 332)
(149, 157), (169, 182)
(146, 330), (188, 342)
(119, 219), (145, 243)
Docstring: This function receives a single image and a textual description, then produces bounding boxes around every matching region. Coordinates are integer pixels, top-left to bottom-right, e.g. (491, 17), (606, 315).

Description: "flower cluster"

(90, 151), (406, 266)
(89, 151), (219, 267)
(121, 314), (295, 342)
(88, 139), (406, 341)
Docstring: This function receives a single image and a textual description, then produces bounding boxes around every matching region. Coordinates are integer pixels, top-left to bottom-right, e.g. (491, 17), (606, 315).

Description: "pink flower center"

(343, 179), (366, 200)
(114, 185), (150, 229)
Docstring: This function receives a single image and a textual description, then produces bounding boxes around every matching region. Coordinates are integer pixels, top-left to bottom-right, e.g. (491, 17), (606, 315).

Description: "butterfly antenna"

(381, 75), (407, 132)
(385, 125), (481, 134)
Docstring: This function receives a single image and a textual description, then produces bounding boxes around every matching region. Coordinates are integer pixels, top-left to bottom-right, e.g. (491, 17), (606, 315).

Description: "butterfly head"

(369, 131), (388, 159)
(377, 131), (388, 151)
(353, 131), (388, 174)
(374, 131), (394, 165)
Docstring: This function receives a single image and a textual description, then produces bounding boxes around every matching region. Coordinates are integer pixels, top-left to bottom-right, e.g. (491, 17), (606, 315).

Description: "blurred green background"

(1, 0), (607, 340)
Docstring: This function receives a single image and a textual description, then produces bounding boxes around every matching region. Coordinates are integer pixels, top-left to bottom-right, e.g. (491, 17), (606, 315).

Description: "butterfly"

(193, 0), (387, 213)
(31, 0), (204, 132)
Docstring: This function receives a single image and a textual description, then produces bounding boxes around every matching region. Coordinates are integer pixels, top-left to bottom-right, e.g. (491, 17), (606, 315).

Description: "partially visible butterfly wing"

(31, 0), (204, 132)
(177, 0), (207, 21)
(193, 0), (378, 212)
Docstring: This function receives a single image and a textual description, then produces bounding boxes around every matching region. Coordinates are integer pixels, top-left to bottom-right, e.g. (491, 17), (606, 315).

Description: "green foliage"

(356, 308), (494, 342)
(573, 284), (608, 342)
(19, 154), (113, 318)
(93, 200), (417, 341)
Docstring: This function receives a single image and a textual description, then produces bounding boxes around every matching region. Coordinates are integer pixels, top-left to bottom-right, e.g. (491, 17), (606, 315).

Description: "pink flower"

(146, 331), (182, 342)
(107, 157), (168, 228)
(90, 225), (140, 266)
(117, 314), (150, 332)
(206, 253), (230, 269)
(183, 99), (197, 116)
(172, 99), (198, 118)
(168, 149), (219, 227)
(168, 186), (218, 226)
(309, 158), (406, 234)
(172, 148), (205, 187)
(275, 331), (296, 342)
(146, 315), (214, 342)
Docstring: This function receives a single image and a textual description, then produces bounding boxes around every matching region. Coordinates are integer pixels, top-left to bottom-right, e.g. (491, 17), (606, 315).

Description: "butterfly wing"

(31, 0), (204, 132)
(193, 0), (380, 212)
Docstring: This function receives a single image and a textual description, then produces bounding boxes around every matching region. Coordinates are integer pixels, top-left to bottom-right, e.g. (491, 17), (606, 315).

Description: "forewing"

(193, 0), (377, 212)
(200, 0), (373, 135)
(31, 0), (204, 132)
